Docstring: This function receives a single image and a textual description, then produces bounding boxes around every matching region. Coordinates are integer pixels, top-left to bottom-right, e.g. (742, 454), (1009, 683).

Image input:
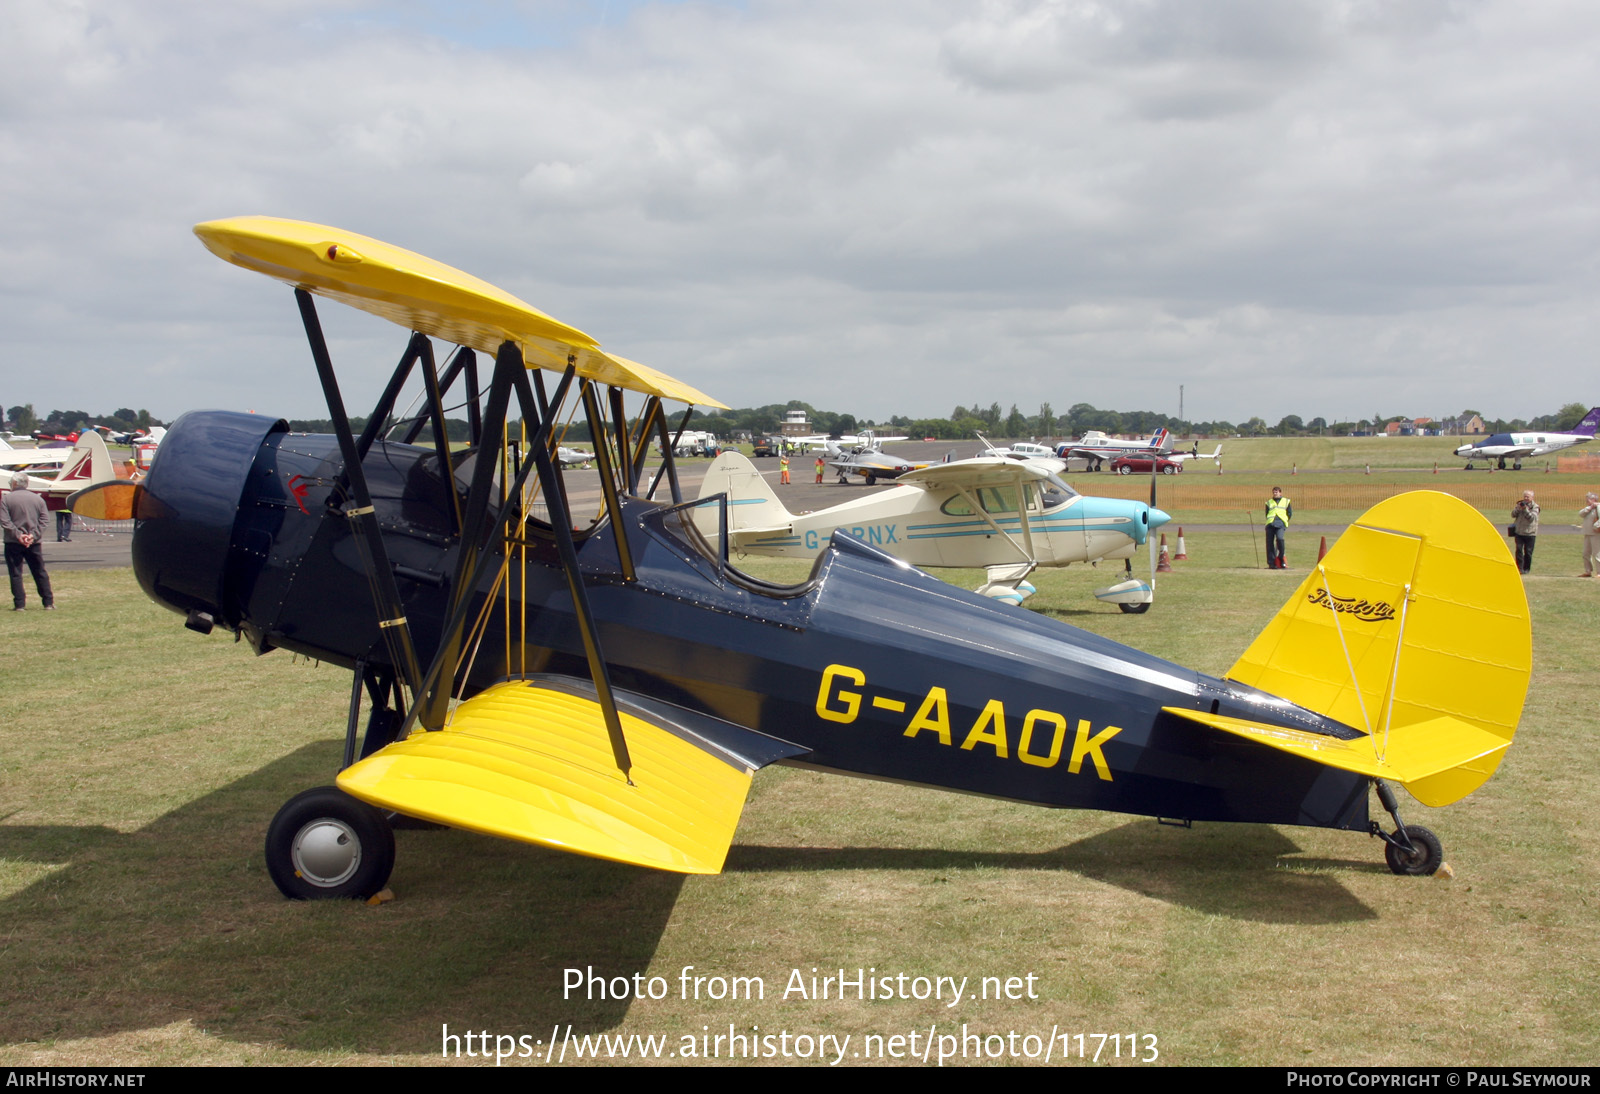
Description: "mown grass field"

(1, 538), (1596, 1067)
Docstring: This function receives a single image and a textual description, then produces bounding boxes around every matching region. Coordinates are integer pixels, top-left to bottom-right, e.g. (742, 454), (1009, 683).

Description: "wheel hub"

(291, 818), (362, 887)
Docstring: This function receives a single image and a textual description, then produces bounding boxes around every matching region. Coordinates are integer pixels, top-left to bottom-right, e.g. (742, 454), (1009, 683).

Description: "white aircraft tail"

(697, 451), (796, 533)
(49, 431), (115, 490)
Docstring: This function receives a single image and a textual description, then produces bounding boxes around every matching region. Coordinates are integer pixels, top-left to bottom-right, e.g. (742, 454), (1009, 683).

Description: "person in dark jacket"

(1, 472), (55, 610)
(1511, 490), (1539, 574)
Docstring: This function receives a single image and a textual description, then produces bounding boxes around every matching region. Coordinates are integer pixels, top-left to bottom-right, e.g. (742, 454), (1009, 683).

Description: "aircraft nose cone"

(1148, 507), (1172, 529)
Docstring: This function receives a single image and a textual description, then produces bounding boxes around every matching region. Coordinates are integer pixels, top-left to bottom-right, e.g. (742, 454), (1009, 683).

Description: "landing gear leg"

(1371, 780), (1443, 876)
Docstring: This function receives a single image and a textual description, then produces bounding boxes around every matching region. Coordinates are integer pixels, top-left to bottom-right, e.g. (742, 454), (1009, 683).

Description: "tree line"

(8, 400), (1590, 444)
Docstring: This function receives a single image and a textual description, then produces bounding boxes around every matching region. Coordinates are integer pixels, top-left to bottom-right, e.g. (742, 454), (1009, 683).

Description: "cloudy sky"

(3, 0), (1595, 427)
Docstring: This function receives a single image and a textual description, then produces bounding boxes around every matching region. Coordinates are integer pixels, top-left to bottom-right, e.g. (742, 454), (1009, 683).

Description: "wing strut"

(580, 380), (636, 582)
(392, 342), (634, 780)
(296, 289), (426, 699)
(646, 405), (695, 503)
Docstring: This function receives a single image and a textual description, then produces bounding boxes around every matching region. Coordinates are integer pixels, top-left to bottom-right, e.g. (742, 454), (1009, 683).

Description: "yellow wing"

(194, 216), (726, 408)
(337, 681), (754, 874)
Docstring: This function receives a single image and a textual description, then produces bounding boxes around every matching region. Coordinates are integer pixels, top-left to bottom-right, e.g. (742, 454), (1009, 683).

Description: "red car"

(1110, 454), (1182, 475)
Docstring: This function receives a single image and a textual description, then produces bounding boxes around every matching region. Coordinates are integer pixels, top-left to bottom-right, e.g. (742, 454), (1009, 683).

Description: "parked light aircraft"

(974, 433), (1067, 474)
(1168, 443), (1222, 465)
(0, 438), (75, 476)
(824, 433), (933, 484)
(698, 451), (1167, 610)
(3, 431), (116, 509)
(1455, 408), (1600, 470)
(71, 217), (1528, 901)
(1058, 427), (1172, 471)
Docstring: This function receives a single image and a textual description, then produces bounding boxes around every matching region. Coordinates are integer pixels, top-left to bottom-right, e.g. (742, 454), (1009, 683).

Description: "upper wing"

(195, 216), (726, 408)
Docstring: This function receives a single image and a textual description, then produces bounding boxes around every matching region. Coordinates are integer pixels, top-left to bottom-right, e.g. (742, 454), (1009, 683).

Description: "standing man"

(1264, 485), (1292, 570)
(1579, 492), (1600, 578)
(815, 454), (825, 484)
(780, 451), (791, 485)
(2, 472), (55, 610)
(1511, 489), (1539, 574)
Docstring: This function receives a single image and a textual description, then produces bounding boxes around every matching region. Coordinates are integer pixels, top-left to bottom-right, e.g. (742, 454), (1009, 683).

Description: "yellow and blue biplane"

(75, 217), (1531, 896)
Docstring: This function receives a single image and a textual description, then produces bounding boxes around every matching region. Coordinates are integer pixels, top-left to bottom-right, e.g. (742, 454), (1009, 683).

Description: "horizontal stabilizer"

(1162, 707), (1510, 806)
(337, 681), (757, 874)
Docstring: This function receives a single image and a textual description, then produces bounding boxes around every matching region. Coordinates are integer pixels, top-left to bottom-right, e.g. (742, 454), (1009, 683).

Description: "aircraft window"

(979, 487), (1021, 514)
(941, 494), (974, 517)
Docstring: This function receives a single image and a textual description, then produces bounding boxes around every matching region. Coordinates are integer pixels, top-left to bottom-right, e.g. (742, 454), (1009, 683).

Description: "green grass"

(1, 555), (1596, 1067)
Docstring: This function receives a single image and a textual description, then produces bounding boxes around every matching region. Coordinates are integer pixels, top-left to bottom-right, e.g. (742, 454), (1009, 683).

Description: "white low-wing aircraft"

(0, 438), (76, 477)
(974, 433), (1067, 474)
(1059, 427), (1172, 471)
(1455, 408), (1600, 470)
(696, 451), (1171, 611)
(1168, 443), (1222, 465)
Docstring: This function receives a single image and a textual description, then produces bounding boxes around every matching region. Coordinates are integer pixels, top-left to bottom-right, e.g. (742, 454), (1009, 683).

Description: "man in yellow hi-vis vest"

(1264, 486), (1292, 569)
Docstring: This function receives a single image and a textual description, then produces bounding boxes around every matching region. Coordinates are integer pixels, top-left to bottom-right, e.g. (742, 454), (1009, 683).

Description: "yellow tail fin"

(1225, 491), (1530, 806)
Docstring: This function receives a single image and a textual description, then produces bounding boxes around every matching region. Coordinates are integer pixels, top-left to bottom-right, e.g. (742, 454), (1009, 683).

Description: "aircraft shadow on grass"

(0, 744), (683, 1054)
(0, 746), (1376, 1055)
(726, 820), (1380, 926)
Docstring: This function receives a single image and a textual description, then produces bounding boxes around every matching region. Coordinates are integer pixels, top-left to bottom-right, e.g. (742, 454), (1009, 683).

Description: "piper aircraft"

(1455, 408), (1600, 470)
(1058, 427), (1172, 471)
(697, 450), (1167, 610)
(73, 217), (1530, 900)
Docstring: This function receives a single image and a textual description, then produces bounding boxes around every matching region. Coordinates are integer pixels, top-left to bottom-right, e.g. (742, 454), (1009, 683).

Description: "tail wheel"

(266, 786), (395, 899)
(1384, 825), (1443, 876)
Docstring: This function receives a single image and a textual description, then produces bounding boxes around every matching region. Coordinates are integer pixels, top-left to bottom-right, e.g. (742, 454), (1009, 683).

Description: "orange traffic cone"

(1157, 535), (1173, 572)
(1174, 527), (1188, 560)
(1317, 535), (1328, 563)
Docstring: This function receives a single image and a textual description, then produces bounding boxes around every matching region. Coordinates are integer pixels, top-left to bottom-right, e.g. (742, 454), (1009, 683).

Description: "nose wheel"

(266, 786), (395, 899)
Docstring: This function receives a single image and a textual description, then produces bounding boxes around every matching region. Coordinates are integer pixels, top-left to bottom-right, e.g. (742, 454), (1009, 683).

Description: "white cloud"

(1, 0), (1596, 425)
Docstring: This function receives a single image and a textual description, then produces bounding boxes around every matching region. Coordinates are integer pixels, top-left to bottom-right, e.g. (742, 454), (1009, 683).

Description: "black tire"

(1384, 825), (1443, 876)
(1118, 601), (1151, 614)
(1116, 465), (1131, 475)
(1161, 465), (1176, 475)
(265, 786), (395, 899)
(865, 474), (876, 486)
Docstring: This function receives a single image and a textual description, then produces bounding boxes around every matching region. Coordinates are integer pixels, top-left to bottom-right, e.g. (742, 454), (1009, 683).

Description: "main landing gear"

(1371, 779), (1444, 876)
(265, 661), (405, 899)
(266, 786), (395, 900)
